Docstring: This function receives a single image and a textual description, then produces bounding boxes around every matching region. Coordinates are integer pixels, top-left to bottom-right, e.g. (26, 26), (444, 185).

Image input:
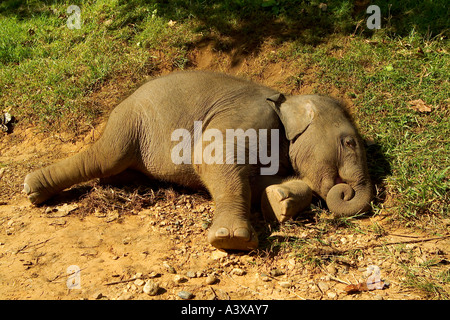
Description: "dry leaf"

(344, 280), (385, 294)
(344, 282), (368, 294)
(408, 99), (432, 113)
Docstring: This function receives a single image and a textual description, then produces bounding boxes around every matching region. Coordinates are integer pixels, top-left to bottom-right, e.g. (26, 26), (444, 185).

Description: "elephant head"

(267, 94), (373, 217)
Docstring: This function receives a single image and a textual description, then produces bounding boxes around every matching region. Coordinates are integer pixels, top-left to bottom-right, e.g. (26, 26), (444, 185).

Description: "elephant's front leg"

(261, 178), (312, 223)
(198, 164), (258, 251)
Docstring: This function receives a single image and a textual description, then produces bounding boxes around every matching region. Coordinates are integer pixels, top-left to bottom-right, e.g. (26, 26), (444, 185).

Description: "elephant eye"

(342, 136), (357, 149)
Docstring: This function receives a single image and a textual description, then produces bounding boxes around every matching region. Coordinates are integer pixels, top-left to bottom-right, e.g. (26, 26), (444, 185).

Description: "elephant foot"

(261, 185), (301, 223)
(23, 173), (53, 205)
(207, 215), (258, 251)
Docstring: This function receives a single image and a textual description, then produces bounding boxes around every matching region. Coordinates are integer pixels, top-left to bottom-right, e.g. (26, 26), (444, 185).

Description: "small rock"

(278, 281), (292, 288)
(178, 290), (194, 300)
(205, 274), (218, 285)
(148, 271), (160, 278)
(143, 280), (159, 296)
(270, 269), (284, 277)
(186, 271), (197, 278)
(45, 207), (56, 214)
(259, 273), (271, 282)
(327, 292), (337, 299)
(92, 292), (103, 300)
(211, 250), (228, 260)
(163, 261), (176, 274)
(174, 275), (187, 283)
(134, 279), (145, 286)
(318, 281), (329, 291)
(231, 268), (245, 276)
(122, 236), (131, 245)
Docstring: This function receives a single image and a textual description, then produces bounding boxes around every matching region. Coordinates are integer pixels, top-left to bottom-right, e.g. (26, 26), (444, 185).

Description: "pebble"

(270, 269), (284, 277)
(92, 292), (104, 300)
(174, 275), (188, 284)
(163, 261), (176, 274)
(317, 281), (329, 291)
(143, 280), (159, 296)
(278, 281), (292, 288)
(327, 292), (337, 299)
(148, 271), (160, 278)
(134, 279), (145, 286)
(231, 268), (245, 276)
(186, 271), (197, 278)
(211, 250), (228, 260)
(205, 274), (218, 285)
(259, 273), (271, 282)
(178, 290), (194, 300)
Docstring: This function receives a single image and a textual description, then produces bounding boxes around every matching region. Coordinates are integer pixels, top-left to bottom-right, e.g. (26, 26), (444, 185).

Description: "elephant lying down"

(24, 71), (373, 251)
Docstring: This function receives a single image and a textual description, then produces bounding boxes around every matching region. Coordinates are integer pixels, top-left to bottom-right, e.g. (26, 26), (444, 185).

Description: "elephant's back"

(116, 71), (281, 186)
(131, 71), (276, 129)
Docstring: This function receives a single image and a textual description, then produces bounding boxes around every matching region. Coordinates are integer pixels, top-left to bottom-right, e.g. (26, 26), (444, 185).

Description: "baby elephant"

(24, 71), (373, 251)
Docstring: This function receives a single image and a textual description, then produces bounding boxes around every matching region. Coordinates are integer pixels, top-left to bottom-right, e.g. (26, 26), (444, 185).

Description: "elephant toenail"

(215, 228), (230, 238)
(23, 183), (30, 194)
(233, 228), (251, 241)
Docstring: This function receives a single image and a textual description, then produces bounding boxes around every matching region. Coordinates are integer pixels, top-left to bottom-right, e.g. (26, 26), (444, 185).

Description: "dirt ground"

(0, 42), (448, 300)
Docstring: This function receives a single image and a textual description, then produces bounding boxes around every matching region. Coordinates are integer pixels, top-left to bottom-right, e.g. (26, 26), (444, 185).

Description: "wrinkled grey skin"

(24, 71), (373, 251)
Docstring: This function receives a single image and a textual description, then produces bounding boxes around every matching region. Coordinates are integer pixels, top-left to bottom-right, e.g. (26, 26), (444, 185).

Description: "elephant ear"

(267, 93), (316, 141)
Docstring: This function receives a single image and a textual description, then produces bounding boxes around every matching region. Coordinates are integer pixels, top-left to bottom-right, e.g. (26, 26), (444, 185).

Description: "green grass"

(0, 0), (196, 130)
(298, 32), (449, 219)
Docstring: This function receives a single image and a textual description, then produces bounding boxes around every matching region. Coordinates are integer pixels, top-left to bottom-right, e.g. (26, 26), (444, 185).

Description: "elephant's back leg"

(24, 104), (140, 204)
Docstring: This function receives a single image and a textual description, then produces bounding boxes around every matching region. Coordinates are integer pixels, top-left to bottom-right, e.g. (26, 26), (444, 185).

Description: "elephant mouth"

(334, 175), (344, 185)
(320, 174), (352, 201)
(317, 174), (343, 200)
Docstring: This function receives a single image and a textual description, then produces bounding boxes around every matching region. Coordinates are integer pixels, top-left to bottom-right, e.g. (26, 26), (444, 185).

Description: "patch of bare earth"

(0, 40), (449, 300)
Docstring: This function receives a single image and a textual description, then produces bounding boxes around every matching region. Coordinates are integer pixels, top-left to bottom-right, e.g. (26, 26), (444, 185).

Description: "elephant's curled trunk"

(325, 181), (373, 217)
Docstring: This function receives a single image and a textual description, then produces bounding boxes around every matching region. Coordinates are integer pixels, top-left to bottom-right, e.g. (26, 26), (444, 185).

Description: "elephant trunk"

(325, 179), (373, 217)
